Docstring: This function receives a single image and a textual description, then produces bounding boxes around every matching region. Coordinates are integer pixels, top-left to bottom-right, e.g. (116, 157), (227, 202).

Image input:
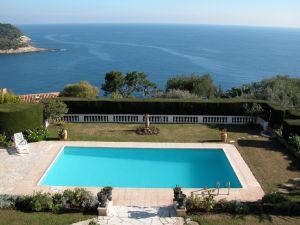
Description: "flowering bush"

(23, 126), (48, 142)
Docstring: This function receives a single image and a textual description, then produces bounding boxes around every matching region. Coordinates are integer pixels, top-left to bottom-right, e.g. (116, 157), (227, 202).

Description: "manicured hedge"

(61, 98), (266, 116)
(282, 119), (300, 138)
(0, 103), (44, 136)
(264, 103), (286, 129)
(61, 98), (286, 127)
(286, 109), (300, 120)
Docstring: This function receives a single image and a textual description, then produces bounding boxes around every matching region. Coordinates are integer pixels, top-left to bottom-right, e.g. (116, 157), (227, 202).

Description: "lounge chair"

(13, 132), (29, 154)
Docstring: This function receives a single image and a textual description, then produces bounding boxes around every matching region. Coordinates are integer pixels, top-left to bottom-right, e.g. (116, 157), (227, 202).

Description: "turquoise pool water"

(40, 147), (242, 188)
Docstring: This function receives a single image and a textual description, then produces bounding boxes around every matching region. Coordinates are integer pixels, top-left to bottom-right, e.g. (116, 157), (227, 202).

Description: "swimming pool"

(40, 147), (242, 188)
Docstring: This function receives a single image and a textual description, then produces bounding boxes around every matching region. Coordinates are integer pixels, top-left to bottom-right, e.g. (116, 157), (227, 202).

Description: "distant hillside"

(0, 23), (28, 50)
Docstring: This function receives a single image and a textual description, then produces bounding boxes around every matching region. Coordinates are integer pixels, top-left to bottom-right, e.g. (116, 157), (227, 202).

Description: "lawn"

(0, 210), (95, 225)
(189, 214), (300, 225)
(47, 123), (256, 142)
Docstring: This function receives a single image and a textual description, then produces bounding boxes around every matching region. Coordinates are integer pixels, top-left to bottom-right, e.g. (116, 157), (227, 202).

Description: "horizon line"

(12, 22), (300, 30)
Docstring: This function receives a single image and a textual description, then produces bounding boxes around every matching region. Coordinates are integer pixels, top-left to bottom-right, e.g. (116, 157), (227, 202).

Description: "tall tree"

(101, 71), (124, 96)
(124, 71), (156, 97)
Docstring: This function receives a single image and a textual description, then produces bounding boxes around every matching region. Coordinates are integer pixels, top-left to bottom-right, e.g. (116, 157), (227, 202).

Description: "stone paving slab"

(97, 205), (183, 225)
(71, 206), (183, 225)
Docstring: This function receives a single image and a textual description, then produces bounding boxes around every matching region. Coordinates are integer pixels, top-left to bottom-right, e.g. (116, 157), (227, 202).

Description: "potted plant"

(173, 186), (182, 201)
(103, 186), (113, 201)
(220, 129), (228, 142)
(96, 187), (113, 216)
(175, 193), (187, 217)
(58, 127), (68, 141)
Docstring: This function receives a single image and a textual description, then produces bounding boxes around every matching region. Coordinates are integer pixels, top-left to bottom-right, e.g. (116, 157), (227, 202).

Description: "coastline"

(0, 46), (50, 54)
(0, 35), (61, 55)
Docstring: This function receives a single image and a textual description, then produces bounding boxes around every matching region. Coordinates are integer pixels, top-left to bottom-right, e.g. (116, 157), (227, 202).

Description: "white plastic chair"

(13, 132), (29, 154)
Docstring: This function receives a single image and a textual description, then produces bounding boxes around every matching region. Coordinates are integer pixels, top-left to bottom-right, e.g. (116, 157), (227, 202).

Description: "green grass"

(47, 123), (255, 142)
(189, 214), (300, 225)
(0, 210), (95, 225)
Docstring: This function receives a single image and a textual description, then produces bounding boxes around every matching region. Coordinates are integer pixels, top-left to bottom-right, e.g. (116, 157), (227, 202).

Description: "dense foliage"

(41, 99), (69, 123)
(0, 23), (27, 50)
(23, 126), (48, 142)
(0, 133), (12, 147)
(0, 90), (20, 104)
(166, 74), (217, 99)
(59, 81), (99, 98)
(289, 135), (300, 151)
(102, 71), (156, 97)
(222, 75), (300, 108)
(153, 89), (198, 99)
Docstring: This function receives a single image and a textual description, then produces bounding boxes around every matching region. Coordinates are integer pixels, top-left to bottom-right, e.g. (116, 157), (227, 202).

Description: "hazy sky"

(0, 0), (299, 28)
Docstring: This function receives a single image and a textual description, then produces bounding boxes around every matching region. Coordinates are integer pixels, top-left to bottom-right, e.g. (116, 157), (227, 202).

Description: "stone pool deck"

(72, 206), (183, 225)
(0, 141), (264, 205)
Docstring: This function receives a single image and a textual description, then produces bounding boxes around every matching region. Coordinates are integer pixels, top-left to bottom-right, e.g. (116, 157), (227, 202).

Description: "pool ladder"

(191, 181), (231, 196)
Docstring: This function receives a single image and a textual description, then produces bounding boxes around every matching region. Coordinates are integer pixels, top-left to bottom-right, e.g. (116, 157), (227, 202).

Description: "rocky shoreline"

(0, 35), (61, 55)
(0, 46), (47, 54)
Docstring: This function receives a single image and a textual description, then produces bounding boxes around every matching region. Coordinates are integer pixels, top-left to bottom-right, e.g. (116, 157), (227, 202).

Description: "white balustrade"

(63, 114), (261, 125)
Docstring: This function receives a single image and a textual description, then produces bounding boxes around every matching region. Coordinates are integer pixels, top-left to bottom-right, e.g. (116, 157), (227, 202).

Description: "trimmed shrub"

(0, 103), (44, 136)
(282, 120), (300, 139)
(262, 192), (289, 204)
(265, 103), (285, 128)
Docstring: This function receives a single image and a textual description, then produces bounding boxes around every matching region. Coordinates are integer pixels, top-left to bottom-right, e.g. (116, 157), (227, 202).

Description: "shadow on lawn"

(229, 213), (273, 223)
(207, 124), (261, 135)
(238, 139), (300, 172)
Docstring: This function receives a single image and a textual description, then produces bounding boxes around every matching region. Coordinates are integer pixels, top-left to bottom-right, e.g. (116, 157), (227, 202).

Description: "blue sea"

(0, 24), (300, 94)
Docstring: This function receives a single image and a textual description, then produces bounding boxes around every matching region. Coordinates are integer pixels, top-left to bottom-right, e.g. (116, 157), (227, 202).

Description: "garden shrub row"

(61, 98), (285, 127)
(0, 103), (44, 136)
(187, 192), (300, 216)
(0, 188), (97, 213)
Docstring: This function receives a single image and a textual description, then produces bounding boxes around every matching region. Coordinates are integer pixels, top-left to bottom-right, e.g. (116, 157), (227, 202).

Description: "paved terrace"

(0, 141), (264, 205)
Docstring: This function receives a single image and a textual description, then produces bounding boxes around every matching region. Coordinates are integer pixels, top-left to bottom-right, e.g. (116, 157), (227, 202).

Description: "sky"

(0, 0), (299, 28)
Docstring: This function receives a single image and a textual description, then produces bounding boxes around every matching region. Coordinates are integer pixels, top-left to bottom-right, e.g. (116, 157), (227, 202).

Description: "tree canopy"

(221, 75), (300, 108)
(101, 71), (156, 97)
(59, 81), (99, 98)
(101, 71), (124, 96)
(41, 99), (69, 123)
(166, 74), (217, 99)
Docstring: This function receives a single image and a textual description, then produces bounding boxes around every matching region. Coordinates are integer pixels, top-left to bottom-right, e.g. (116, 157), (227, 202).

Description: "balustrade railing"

(63, 114), (261, 125)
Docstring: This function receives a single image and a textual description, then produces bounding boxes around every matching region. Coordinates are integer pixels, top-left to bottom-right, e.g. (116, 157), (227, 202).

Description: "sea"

(0, 24), (299, 94)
